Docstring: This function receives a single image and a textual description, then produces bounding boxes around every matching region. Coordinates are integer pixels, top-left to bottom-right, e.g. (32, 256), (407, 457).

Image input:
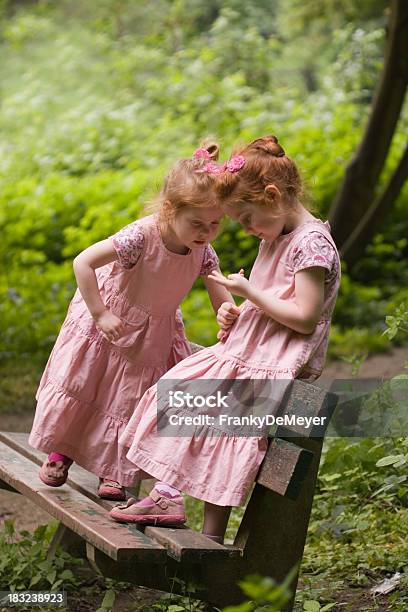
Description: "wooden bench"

(0, 380), (337, 611)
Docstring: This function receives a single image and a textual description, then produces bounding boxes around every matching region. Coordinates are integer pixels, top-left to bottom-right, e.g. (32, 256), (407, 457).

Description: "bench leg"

(48, 523), (86, 559)
(85, 542), (171, 587)
(229, 437), (325, 611)
(0, 478), (20, 494)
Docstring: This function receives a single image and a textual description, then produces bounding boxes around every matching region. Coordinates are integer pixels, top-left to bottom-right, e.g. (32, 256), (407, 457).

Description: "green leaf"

(29, 574), (43, 587)
(376, 455), (405, 467)
(52, 579), (63, 590)
(322, 473), (341, 481)
(304, 601), (321, 611)
(47, 569), (57, 585)
(59, 569), (74, 581)
(100, 589), (116, 610)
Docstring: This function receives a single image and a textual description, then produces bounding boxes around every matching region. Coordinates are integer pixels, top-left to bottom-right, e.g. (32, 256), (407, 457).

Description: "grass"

(0, 361), (42, 415)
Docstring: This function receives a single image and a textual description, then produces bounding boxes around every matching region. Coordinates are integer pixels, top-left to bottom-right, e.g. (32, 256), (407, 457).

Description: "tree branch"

(329, 0), (408, 248)
(340, 144), (408, 267)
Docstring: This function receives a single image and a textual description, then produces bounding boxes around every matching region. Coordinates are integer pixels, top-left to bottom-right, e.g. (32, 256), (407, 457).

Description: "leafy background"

(0, 1), (407, 610)
(0, 0), (407, 363)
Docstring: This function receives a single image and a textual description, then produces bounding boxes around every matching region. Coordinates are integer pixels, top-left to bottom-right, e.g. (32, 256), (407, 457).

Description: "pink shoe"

(109, 489), (186, 526)
(39, 454), (73, 487)
(98, 478), (126, 501)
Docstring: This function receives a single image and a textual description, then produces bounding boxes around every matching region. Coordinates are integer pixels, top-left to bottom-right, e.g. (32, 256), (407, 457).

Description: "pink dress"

(121, 219), (341, 506)
(29, 214), (219, 486)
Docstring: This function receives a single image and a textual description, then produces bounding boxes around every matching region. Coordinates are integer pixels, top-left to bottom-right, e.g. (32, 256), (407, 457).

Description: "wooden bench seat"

(0, 379), (337, 611)
(0, 433), (241, 562)
(0, 432), (116, 510)
(0, 439), (166, 563)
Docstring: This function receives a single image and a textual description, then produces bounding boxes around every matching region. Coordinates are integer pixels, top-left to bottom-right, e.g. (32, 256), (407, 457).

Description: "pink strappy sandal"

(97, 478), (126, 501)
(109, 489), (186, 525)
(39, 454), (73, 487)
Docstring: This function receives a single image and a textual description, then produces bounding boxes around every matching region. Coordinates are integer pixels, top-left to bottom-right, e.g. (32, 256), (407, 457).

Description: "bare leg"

(202, 501), (231, 544)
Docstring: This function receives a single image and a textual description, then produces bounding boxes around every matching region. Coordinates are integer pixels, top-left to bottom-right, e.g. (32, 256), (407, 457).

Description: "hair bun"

(249, 135), (285, 157)
(199, 138), (220, 161)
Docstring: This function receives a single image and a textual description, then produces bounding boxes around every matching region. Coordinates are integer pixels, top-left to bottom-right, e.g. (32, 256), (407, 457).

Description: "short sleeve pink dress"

(121, 219), (341, 506)
(29, 214), (219, 485)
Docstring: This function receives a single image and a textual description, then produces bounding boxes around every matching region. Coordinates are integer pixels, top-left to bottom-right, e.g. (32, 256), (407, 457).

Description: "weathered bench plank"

(0, 432), (119, 510)
(275, 381), (337, 438)
(0, 442), (166, 562)
(0, 432), (240, 560)
(145, 525), (242, 561)
(256, 437), (313, 499)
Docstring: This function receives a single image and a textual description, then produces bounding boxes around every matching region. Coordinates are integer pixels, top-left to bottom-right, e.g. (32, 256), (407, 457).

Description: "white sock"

(154, 481), (180, 498)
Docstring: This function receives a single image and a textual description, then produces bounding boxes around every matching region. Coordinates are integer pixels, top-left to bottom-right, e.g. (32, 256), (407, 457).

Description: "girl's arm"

(202, 265), (236, 315)
(208, 267), (325, 335)
(73, 239), (125, 341)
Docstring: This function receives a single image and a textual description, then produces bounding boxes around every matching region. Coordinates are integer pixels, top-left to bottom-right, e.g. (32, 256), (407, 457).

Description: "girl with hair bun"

(110, 134), (340, 545)
(29, 141), (233, 500)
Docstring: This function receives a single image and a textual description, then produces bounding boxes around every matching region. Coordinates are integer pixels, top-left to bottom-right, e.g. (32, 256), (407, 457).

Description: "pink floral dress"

(120, 219), (341, 506)
(29, 214), (219, 485)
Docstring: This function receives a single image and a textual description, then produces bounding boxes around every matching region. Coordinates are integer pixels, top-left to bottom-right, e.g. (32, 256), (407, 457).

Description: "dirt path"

(322, 345), (407, 378)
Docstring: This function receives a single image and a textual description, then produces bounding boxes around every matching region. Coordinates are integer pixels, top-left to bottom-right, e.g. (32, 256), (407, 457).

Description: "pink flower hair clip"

(194, 154), (245, 175)
(225, 155), (245, 172)
(193, 148), (212, 161)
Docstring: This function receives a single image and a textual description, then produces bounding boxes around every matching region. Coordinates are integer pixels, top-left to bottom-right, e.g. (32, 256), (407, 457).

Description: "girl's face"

(226, 201), (285, 242)
(169, 206), (223, 251)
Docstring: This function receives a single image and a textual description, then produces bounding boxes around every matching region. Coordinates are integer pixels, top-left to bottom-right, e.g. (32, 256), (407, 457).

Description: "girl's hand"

(216, 301), (240, 343)
(217, 328), (230, 342)
(208, 269), (251, 299)
(94, 309), (125, 343)
(217, 301), (241, 330)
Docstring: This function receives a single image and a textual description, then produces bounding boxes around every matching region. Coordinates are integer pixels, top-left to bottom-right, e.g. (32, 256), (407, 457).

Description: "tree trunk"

(329, 0), (408, 249)
(340, 144), (408, 265)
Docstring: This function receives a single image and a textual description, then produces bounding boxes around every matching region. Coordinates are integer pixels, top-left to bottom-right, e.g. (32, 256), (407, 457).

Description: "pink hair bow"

(193, 148), (212, 161)
(194, 152), (245, 174)
(225, 156), (245, 172)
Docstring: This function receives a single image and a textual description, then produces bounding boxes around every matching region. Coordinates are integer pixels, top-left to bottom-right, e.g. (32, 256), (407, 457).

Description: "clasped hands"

(208, 268), (251, 341)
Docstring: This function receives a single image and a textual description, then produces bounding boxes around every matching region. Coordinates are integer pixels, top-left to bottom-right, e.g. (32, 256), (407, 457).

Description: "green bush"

(0, 0), (407, 365)
(0, 520), (81, 593)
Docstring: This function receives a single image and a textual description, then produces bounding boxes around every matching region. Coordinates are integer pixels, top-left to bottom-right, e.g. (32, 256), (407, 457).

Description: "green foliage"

(222, 569), (295, 611)
(0, 361), (40, 414)
(302, 601), (336, 611)
(383, 302), (408, 341)
(0, 0), (407, 365)
(95, 587), (116, 612)
(151, 576), (207, 611)
(279, 0), (388, 34)
(0, 520), (81, 593)
(0, 520), (135, 612)
(295, 435), (408, 608)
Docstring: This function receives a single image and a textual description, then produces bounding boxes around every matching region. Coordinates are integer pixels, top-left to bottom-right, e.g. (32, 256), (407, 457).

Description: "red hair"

(216, 135), (307, 214)
(146, 140), (221, 223)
